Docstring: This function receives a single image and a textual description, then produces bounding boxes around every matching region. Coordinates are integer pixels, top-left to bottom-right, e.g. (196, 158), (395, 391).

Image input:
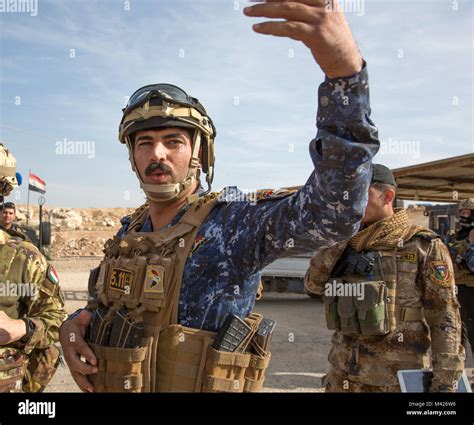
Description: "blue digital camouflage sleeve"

(220, 63), (380, 273)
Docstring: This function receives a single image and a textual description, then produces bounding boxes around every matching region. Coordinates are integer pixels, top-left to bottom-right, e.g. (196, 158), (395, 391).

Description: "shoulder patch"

(47, 265), (59, 285)
(429, 260), (452, 287)
(189, 235), (209, 257)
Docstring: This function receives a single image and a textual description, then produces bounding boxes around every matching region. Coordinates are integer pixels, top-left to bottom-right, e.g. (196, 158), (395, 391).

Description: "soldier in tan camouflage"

(0, 144), (67, 392)
(305, 164), (465, 392)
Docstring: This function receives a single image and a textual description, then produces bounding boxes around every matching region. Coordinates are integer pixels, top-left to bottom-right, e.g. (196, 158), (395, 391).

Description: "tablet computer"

(398, 369), (472, 393)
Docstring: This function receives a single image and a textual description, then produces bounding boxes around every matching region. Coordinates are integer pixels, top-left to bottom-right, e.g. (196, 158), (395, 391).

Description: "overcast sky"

(0, 0), (472, 208)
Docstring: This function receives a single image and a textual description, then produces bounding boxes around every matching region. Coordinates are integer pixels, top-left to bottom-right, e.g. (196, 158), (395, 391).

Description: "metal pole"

(26, 169), (30, 226)
(38, 203), (42, 251)
(38, 196), (45, 252)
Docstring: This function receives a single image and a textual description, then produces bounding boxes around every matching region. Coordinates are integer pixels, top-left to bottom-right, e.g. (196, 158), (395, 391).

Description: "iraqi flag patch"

(189, 235), (208, 257)
(143, 265), (164, 294)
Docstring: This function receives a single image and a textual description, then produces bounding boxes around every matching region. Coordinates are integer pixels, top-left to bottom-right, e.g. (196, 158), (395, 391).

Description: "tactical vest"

(88, 193), (271, 393)
(451, 239), (474, 287)
(323, 230), (431, 337)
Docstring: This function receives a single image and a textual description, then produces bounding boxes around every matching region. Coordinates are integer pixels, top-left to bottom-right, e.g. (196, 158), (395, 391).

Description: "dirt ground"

(46, 257), (472, 393)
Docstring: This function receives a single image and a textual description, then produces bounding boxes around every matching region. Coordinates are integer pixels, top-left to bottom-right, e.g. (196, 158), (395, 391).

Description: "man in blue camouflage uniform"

(60, 0), (380, 392)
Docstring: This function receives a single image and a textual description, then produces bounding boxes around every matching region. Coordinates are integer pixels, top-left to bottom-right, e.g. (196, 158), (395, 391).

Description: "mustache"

(144, 162), (173, 177)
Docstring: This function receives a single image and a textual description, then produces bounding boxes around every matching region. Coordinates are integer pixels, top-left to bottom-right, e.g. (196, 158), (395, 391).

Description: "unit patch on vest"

(144, 265), (164, 294)
(108, 268), (134, 293)
(429, 261), (452, 287)
(396, 252), (417, 263)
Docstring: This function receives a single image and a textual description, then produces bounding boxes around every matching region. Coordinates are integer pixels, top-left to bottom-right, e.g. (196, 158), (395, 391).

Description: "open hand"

(244, 0), (363, 78)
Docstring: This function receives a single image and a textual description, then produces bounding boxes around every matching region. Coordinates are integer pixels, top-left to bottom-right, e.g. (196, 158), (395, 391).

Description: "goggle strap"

(190, 131), (202, 167)
(121, 105), (213, 136)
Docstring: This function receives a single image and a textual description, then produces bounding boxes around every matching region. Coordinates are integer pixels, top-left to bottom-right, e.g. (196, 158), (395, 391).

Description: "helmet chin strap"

(127, 131), (203, 204)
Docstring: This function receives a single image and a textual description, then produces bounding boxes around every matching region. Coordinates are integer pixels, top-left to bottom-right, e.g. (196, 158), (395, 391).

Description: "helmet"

(0, 144), (18, 197)
(119, 83), (216, 203)
(458, 198), (474, 211)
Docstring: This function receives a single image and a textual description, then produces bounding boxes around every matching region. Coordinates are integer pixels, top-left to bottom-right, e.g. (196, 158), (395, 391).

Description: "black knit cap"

(371, 164), (397, 187)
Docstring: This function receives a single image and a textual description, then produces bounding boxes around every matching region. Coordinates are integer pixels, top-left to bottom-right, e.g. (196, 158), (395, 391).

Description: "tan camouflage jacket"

(305, 233), (464, 392)
(0, 229), (66, 354)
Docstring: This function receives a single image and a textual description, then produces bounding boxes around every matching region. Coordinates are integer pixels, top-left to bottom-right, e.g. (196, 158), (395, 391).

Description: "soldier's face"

(361, 186), (389, 225)
(133, 127), (193, 186)
(1, 208), (15, 225)
(460, 209), (471, 218)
